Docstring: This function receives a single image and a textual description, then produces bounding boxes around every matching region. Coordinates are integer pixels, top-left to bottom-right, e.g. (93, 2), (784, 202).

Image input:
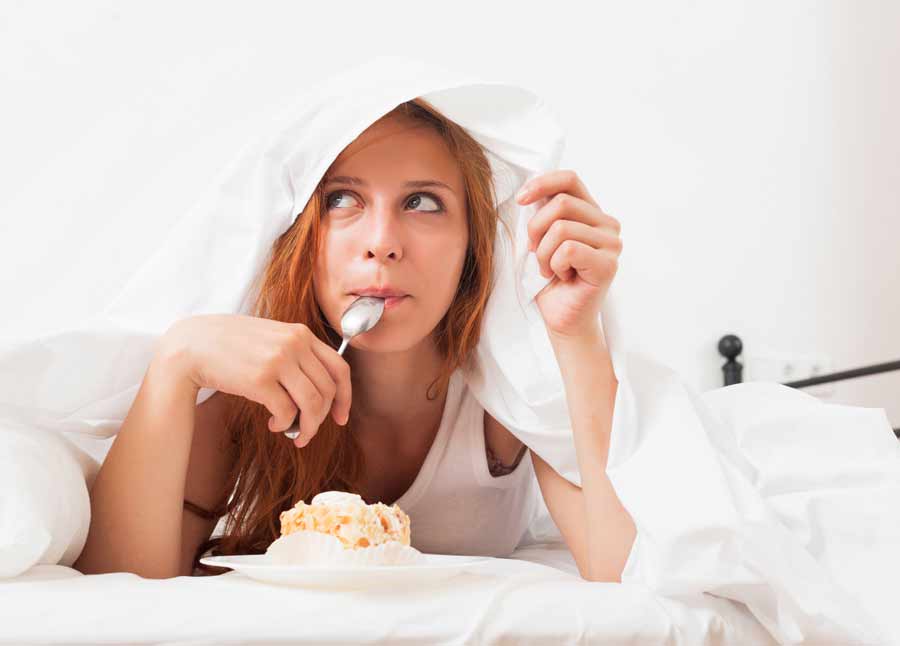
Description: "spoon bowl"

(335, 296), (386, 353)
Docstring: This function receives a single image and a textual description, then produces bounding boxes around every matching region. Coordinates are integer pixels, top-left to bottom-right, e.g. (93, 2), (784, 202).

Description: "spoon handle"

(283, 336), (351, 440)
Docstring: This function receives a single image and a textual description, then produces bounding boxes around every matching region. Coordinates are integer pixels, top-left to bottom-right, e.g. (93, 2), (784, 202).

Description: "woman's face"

(313, 114), (469, 353)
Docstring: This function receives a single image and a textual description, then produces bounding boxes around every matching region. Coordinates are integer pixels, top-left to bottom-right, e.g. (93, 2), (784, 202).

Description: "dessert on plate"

(266, 490), (424, 567)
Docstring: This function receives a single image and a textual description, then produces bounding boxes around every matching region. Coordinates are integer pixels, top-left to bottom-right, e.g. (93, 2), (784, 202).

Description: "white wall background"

(2, 0), (897, 434)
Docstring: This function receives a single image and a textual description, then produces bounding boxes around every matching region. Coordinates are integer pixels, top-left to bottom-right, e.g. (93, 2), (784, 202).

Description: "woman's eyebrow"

(324, 175), (456, 194)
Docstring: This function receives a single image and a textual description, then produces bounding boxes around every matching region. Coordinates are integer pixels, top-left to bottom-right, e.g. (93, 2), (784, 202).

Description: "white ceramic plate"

(200, 553), (493, 588)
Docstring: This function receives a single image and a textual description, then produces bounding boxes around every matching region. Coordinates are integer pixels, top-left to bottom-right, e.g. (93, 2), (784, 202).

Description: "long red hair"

(194, 98), (507, 572)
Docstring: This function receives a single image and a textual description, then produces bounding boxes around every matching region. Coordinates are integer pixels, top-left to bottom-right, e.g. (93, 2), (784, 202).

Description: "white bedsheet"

(0, 543), (773, 645)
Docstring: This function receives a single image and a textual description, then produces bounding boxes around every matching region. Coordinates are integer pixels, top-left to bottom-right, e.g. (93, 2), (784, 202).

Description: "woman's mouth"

(350, 291), (409, 310)
(381, 295), (408, 310)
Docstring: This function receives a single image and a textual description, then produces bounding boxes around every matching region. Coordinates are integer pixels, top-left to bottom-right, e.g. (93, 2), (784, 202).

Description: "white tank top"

(391, 368), (542, 557)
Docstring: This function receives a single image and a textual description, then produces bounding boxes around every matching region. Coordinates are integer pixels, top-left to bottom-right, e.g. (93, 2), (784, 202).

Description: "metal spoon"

(283, 295), (385, 440)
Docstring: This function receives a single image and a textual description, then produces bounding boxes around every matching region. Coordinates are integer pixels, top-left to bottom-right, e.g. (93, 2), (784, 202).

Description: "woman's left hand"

(516, 169), (622, 340)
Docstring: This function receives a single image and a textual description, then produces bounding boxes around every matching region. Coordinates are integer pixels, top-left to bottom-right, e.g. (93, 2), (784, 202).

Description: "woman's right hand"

(157, 314), (351, 447)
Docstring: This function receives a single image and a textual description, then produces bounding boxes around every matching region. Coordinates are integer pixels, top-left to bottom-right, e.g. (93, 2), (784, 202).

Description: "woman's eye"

(326, 191), (359, 209)
(406, 193), (443, 213)
(325, 191), (443, 213)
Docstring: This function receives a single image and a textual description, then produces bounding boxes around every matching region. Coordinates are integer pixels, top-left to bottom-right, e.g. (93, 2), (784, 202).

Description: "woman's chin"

(347, 326), (430, 354)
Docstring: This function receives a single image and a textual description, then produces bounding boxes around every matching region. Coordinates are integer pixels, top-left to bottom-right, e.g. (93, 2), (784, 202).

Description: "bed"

(1, 542), (775, 645)
(2, 336), (897, 644)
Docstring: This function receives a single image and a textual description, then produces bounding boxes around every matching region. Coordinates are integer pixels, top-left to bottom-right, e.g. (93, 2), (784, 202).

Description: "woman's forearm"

(549, 327), (636, 582)
(73, 350), (199, 579)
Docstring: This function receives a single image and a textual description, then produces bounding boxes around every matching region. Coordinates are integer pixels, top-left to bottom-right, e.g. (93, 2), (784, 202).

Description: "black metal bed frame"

(717, 334), (900, 438)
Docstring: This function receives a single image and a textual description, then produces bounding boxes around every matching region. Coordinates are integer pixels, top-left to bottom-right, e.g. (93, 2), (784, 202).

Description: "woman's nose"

(365, 207), (403, 262)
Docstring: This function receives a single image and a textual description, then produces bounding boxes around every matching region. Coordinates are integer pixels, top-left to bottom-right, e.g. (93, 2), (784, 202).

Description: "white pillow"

(0, 424), (99, 578)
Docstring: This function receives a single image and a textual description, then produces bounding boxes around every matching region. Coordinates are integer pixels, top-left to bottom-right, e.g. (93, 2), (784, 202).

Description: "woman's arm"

(532, 328), (636, 583)
(179, 389), (235, 574)
(512, 168), (630, 582)
(73, 349), (232, 579)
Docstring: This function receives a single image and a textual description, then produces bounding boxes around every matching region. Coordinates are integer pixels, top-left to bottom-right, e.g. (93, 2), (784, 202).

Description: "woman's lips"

(350, 293), (409, 310)
(382, 295), (408, 310)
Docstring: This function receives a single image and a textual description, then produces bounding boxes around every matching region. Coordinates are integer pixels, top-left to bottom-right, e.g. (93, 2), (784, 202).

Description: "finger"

(258, 379), (300, 434)
(293, 350), (337, 423)
(516, 169), (599, 208)
(549, 240), (619, 287)
(277, 366), (324, 447)
(535, 220), (620, 279)
(527, 193), (619, 252)
(308, 339), (352, 426)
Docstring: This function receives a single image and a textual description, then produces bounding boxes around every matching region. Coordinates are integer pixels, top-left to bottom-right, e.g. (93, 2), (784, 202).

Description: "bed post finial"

(718, 334), (744, 386)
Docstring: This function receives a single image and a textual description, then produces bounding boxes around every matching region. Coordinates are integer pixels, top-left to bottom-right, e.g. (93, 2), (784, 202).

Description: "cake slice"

(279, 490), (411, 549)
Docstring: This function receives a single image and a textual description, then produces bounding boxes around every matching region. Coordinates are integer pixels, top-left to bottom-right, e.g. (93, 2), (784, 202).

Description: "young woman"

(73, 99), (635, 582)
